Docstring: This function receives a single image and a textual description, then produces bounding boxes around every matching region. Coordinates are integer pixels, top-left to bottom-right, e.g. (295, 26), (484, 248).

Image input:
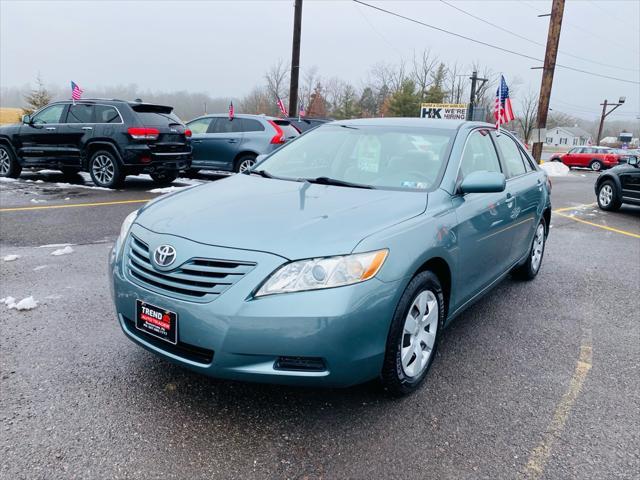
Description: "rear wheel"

(590, 159), (602, 171)
(150, 171), (179, 186)
(380, 271), (444, 396)
(597, 180), (621, 211)
(512, 218), (546, 280)
(234, 155), (256, 173)
(89, 150), (124, 189)
(0, 145), (22, 178)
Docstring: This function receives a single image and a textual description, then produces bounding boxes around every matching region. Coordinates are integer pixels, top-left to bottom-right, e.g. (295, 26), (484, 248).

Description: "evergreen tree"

(23, 74), (52, 115)
(358, 87), (377, 117)
(423, 63), (448, 103)
(387, 80), (420, 117)
(307, 82), (328, 117)
(334, 84), (361, 119)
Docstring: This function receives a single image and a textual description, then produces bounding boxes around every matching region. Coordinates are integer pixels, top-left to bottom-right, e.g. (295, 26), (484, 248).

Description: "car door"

(619, 160), (640, 202)
(453, 129), (516, 305)
(61, 102), (95, 167)
(494, 132), (543, 265)
(187, 117), (215, 168)
(18, 103), (68, 164)
(206, 117), (244, 170)
(562, 147), (581, 167)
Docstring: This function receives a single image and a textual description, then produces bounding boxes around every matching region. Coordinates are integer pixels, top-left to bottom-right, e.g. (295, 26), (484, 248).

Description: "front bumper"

(109, 225), (401, 387)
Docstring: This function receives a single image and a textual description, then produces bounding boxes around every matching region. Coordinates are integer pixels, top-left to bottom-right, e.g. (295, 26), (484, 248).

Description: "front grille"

(123, 315), (214, 364)
(126, 235), (255, 301)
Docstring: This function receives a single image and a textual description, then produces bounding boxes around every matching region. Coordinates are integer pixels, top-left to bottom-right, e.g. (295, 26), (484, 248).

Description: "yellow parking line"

(554, 211), (640, 239)
(519, 330), (593, 479)
(0, 198), (152, 212)
(553, 203), (596, 213)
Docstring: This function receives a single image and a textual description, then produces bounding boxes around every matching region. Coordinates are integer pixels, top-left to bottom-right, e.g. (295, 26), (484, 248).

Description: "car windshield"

(256, 124), (455, 191)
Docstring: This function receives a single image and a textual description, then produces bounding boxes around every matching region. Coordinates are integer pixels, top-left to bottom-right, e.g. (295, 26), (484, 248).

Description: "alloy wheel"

(531, 223), (545, 272)
(0, 148), (10, 175)
(238, 159), (255, 173)
(591, 161), (602, 171)
(401, 290), (439, 378)
(92, 155), (115, 185)
(599, 184), (613, 206)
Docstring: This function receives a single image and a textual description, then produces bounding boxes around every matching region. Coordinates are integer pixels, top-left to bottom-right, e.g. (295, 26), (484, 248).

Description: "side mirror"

(459, 171), (506, 194)
(21, 114), (31, 125)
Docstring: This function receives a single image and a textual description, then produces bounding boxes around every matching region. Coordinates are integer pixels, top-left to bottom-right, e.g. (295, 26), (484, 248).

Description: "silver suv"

(186, 114), (299, 173)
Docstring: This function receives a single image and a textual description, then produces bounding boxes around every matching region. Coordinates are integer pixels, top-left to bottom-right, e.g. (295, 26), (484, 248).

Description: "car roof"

(326, 117), (491, 131)
(200, 113), (282, 121)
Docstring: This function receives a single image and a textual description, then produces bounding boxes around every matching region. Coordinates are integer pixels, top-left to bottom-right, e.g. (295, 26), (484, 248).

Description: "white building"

(544, 126), (593, 147)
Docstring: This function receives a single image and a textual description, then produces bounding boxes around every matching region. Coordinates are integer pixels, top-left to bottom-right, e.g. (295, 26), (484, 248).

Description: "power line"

(352, 0), (639, 85)
(585, 0), (640, 33)
(438, 0), (637, 73)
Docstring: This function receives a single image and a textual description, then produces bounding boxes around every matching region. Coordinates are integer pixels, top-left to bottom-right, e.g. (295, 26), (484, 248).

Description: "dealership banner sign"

(420, 103), (468, 120)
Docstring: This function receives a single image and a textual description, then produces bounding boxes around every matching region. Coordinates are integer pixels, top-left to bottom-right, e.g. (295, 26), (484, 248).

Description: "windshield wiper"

(304, 176), (373, 189)
(245, 169), (273, 178)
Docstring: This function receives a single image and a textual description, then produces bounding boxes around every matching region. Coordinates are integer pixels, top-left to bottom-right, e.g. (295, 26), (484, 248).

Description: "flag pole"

(496, 73), (502, 137)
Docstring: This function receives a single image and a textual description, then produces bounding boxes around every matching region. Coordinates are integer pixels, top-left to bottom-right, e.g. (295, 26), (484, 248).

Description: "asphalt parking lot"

(1, 169), (638, 479)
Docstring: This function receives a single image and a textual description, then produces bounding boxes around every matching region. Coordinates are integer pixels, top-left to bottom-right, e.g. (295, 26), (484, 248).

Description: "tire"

(234, 155), (256, 173)
(0, 144), (22, 178)
(589, 159), (602, 171)
(512, 217), (547, 280)
(597, 180), (621, 211)
(88, 150), (124, 189)
(150, 171), (179, 186)
(380, 271), (445, 397)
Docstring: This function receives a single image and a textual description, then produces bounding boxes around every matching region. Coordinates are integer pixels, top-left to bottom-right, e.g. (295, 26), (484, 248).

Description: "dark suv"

(0, 99), (192, 188)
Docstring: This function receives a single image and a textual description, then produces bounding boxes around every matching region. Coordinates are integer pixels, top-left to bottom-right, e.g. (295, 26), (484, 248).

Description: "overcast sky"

(1, 0), (638, 121)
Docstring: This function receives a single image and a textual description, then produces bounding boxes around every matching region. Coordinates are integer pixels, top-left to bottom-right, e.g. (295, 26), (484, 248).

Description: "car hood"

(137, 174), (428, 259)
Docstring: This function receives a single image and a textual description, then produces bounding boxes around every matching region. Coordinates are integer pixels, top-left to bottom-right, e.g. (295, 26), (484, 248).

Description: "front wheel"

(597, 180), (621, 211)
(512, 218), (547, 280)
(380, 271), (444, 396)
(150, 171), (179, 186)
(0, 145), (22, 178)
(590, 160), (602, 171)
(89, 150), (124, 189)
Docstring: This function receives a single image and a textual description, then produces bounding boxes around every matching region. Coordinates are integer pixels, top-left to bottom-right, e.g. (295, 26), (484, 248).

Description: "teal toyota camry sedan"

(109, 118), (551, 396)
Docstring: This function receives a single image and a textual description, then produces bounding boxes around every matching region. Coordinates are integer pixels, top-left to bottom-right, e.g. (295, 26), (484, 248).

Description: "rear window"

(272, 120), (299, 137)
(95, 105), (122, 123)
(132, 104), (181, 126)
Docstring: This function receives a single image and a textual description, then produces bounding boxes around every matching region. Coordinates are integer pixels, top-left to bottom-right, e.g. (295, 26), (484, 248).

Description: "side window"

(212, 118), (243, 133)
(459, 130), (502, 179)
(94, 105), (122, 123)
(496, 134), (527, 178)
(241, 119), (265, 132)
(32, 104), (66, 124)
(66, 104), (94, 124)
(187, 118), (212, 134)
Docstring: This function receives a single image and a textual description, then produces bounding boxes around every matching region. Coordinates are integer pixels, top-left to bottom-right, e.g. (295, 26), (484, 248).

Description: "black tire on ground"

(380, 271), (445, 397)
(234, 155), (256, 173)
(596, 180), (621, 211)
(0, 144), (22, 178)
(88, 150), (125, 189)
(150, 171), (179, 186)
(589, 159), (602, 171)
(512, 217), (547, 281)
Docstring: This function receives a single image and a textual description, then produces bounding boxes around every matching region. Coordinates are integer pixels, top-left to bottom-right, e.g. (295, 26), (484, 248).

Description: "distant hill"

(0, 107), (21, 124)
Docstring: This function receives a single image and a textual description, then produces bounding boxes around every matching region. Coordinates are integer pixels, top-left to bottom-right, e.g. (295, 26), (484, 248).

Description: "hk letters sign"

(420, 103), (468, 120)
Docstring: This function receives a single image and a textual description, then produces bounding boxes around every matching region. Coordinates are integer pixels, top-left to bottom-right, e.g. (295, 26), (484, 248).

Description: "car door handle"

(192, 140), (203, 144)
(82, 126), (93, 131)
(506, 192), (514, 208)
(45, 127), (56, 131)
(537, 179), (544, 191)
(227, 139), (238, 143)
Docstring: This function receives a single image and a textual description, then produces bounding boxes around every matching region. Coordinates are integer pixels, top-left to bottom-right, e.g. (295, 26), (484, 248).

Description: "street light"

(596, 97), (626, 146)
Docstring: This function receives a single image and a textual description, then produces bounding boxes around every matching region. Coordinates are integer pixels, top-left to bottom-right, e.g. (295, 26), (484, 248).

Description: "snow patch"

(54, 182), (113, 191)
(51, 246), (74, 256)
(2, 254), (20, 262)
(45, 294), (63, 300)
(38, 243), (74, 248)
(0, 177), (18, 182)
(30, 198), (47, 204)
(541, 162), (569, 177)
(148, 185), (193, 194)
(1, 296), (38, 310)
(33, 265), (49, 271)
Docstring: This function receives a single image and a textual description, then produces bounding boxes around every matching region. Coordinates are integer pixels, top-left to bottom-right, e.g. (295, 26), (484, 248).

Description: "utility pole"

(467, 71), (487, 121)
(596, 97), (626, 145)
(531, 0), (565, 164)
(288, 0), (303, 117)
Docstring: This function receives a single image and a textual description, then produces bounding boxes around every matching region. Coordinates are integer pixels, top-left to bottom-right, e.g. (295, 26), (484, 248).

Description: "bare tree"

(446, 62), (466, 104)
(299, 65), (319, 112)
(516, 90), (539, 143)
(411, 49), (438, 101)
(264, 58), (289, 104)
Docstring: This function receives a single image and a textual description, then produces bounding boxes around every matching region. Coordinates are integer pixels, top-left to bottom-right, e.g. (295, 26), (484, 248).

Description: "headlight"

(255, 249), (388, 297)
(118, 210), (138, 245)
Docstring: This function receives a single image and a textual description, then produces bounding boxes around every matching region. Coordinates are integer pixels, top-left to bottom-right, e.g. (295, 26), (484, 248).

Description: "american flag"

(276, 97), (288, 116)
(71, 81), (84, 101)
(494, 75), (514, 131)
(228, 101), (234, 120)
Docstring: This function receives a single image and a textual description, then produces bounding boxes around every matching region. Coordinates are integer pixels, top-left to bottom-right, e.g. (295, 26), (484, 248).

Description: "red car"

(550, 146), (621, 171)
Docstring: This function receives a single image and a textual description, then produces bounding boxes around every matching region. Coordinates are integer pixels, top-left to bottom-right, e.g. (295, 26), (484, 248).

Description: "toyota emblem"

(154, 245), (177, 267)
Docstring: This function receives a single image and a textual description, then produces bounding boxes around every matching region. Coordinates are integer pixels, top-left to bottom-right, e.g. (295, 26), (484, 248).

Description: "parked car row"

(595, 154), (640, 211)
(0, 99), (319, 188)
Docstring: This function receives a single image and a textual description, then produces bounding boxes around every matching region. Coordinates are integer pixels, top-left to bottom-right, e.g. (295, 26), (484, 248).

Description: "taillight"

(184, 129), (192, 138)
(268, 120), (286, 144)
(128, 127), (159, 140)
